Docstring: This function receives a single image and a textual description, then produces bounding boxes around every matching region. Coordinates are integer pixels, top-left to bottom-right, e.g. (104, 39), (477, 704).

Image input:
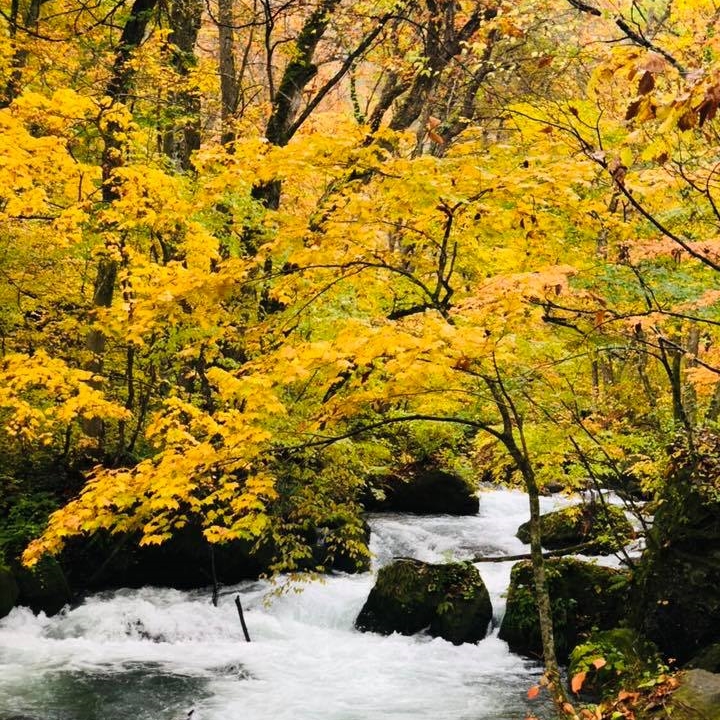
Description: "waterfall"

(0, 489), (570, 720)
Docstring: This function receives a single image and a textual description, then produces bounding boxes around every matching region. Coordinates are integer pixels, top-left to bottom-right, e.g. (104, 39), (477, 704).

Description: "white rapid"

(0, 489), (572, 720)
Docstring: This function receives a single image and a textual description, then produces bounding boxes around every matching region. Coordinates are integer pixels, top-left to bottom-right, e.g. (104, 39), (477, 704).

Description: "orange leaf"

(562, 702), (575, 714)
(527, 685), (541, 700)
(571, 671), (587, 694)
(427, 129), (445, 145)
(592, 657), (607, 670)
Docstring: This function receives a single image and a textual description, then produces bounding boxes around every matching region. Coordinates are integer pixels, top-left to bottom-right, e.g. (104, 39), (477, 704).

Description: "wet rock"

(363, 465), (479, 515)
(568, 628), (664, 699)
(0, 564), (19, 618)
(355, 559), (492, 644)
(499, 557), (630, 662)
(60, 527), (276, 591)
(516, 502), (634, 555)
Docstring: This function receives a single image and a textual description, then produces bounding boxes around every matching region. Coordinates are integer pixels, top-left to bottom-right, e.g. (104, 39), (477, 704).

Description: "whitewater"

(0, 490), (577, 720)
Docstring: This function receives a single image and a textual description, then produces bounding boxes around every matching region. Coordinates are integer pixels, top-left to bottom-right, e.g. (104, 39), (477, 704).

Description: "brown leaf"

(562, 702), (576, 714)
(626, 99), (642, 121)
(678, 111), (697, 131)
(538, 55), (554, 68)
(638, 70), (655, 95)
(641, 52), (666, 74)
(427, 115), (442, 130)
(427, 129), (445, 145)
(655, 151), (669, 164)
(698, 98), (718, 127)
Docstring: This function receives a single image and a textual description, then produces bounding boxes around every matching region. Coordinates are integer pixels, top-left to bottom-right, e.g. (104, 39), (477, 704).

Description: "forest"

(0, 0), (720, 718)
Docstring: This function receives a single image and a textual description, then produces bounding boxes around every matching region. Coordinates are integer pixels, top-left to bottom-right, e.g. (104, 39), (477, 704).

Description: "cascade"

(0, 490), (570, 720)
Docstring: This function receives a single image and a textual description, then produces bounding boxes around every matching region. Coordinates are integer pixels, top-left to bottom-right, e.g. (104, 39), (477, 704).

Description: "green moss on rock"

(516, 503), (634, 555)
(669, 670), (720, 720)
(355, 559), (492, 644)
(499, 557), (630, 662)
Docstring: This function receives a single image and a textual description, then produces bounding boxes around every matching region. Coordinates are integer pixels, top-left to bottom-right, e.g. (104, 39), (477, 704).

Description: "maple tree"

(1, 0), (719, 713)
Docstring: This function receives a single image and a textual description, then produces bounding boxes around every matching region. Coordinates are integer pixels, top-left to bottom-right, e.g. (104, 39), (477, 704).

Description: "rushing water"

(0, 490), (579, 720)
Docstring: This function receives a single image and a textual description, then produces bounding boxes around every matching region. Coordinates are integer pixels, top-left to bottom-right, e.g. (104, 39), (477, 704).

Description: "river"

(0, 489), (574, 720)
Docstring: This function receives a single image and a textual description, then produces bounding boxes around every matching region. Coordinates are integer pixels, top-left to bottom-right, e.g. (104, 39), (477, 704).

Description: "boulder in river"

(0, 565), (19, 618)
(499, 557), (630, 662)
(515, 502), (634, 555)
(355, 559), (492, 644)
(363, 465), (479, 515)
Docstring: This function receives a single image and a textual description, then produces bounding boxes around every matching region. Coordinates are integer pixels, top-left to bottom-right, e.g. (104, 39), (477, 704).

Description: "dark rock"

(14, 556), (72, 616)
(61, 526), (275, 591)
(568, 628), (664, 699)
(499, 557), (630, 662)
(363, 465), (478, 515)
(61, 515), (370, 593)
(516, 502), (634, 555)
(634, 431), (720, 663)
(687, 643), (720, 673)
(0, 564), (19, 618)
(355, 559), (492, 644)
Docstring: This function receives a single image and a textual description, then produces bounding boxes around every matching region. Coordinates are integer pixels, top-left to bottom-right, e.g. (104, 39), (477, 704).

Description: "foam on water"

(0, 489), (581, 720)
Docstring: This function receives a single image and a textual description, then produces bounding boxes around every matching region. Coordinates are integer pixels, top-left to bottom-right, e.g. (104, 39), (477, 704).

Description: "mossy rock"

(15, 556), (72, 616)
(668, 670), (720, 720)
(516, 503), (634, 555)
(498, 557), (630, 662)
(363, 465), (479, 515)
(355, 559), (492, 644)
(0, 565), (19, 618)
(568, 628), (664, 699)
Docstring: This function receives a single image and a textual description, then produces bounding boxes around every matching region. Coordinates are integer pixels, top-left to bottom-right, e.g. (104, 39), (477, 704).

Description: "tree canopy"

(0, 0), (716, 592)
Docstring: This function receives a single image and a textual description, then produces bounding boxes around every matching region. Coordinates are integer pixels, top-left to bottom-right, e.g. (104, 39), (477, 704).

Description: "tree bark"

(162, 0), (203, 169)
(218, 0), (239, 146)
(0, 0), (47, 107)
(86, 0), (159, 445)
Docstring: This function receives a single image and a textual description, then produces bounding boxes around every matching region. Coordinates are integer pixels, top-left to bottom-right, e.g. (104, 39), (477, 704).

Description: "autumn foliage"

(0, 0), (716, 602)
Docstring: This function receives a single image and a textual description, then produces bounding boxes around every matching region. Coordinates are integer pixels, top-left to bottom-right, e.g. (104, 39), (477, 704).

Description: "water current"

(0, 489), (585, 720)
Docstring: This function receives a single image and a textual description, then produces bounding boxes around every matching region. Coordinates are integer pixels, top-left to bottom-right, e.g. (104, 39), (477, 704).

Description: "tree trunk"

(85, 0), (159, 446)
(162, 0), (203, 169)
(0, 0), (46, 108)
(218, 0), (239, 146)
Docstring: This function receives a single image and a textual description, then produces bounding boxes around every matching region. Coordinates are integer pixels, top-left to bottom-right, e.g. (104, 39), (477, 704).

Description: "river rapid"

(0, 490), (575, 720)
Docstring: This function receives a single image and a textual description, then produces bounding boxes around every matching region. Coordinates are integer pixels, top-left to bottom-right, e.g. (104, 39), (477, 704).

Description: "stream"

(0, 489), (581, 720)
